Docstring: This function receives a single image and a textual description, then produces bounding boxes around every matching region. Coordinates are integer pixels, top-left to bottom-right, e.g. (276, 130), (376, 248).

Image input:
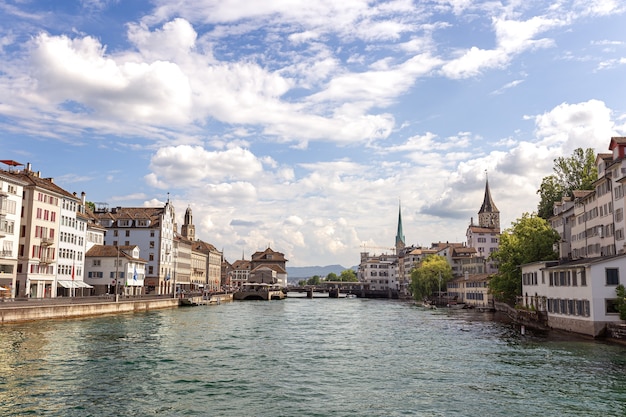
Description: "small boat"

(345, 293), (357, 299)
(447, 302), (466, 310)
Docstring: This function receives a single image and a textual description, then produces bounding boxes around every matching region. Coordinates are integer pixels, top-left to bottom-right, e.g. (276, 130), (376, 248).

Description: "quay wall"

(0, 298), (180, 324)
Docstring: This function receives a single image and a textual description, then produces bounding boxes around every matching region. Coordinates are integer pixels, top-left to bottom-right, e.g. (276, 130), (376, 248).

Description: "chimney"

(26, 162), (31, 172)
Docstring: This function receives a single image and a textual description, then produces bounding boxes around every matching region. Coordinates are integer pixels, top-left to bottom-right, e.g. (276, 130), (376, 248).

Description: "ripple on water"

(1, 300), (625, 416)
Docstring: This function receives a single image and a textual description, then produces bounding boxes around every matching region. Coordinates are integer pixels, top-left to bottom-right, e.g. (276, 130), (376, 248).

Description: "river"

(1, 297), (625, 416)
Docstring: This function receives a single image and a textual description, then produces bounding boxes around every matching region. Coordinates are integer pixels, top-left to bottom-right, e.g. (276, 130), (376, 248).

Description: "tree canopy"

(410, 255), (453, 302)
(489, 213), (559, 304)
(338, 269), (358, 282)
(537, 147), (597, 219)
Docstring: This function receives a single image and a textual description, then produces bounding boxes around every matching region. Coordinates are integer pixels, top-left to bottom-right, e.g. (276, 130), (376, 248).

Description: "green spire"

(396, 200), (405, 248)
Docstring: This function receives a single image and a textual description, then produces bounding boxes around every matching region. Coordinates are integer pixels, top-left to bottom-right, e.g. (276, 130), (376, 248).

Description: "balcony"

(0, 250), (12, 258)
(39, 255), (55, 265)
(41, 237), (54, 246)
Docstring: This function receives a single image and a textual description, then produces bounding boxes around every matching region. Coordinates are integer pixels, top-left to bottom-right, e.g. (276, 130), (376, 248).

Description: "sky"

(1, 0), (625, 268)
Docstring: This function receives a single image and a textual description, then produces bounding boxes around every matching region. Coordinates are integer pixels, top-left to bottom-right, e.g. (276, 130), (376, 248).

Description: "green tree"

(339, 269), (358, 282)
(616, 285), (626, 321)
(410, 255), (453, 302)
(489, 213), (559, 304)
(537, 148), (597, 219)
(86, 201), (96, 212)
(306, 275), (321, 286)
(326, 272), (338, 281)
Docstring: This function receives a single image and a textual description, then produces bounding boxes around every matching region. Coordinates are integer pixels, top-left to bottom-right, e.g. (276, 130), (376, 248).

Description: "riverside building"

(522, 137), (626, 336)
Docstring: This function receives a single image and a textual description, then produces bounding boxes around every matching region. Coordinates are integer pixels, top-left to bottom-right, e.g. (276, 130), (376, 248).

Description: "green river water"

(1, 297), (625, 416)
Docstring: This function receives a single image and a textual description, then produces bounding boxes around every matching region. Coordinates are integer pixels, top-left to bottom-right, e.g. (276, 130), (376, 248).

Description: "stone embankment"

(0, 296), (180, 324)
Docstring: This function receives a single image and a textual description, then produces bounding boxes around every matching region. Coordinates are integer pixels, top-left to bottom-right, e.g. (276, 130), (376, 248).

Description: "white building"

(85, 245), (146, 296)
(0, 163), (26, 299)
(521, 256), (625, 337)
(56, 192), (90, 295)
(94, 201), (175, 295)
(358, 252), (398, 292)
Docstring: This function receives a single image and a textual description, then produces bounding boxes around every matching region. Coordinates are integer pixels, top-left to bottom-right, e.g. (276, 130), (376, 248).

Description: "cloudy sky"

(1, 0), (625, 267)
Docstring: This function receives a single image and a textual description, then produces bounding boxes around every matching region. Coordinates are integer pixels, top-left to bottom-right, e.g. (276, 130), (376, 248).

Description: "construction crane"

(360, 244), (396, 254)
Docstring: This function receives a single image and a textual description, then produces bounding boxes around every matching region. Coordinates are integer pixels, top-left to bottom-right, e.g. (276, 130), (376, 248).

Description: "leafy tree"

(306, 275), (321, 286)
(410, 255), (453, 302)
(537, 148), (597, 219)
(616, 285), (626, 321)
(339, 269), (358, 282)
(326, 272), (338, 281)
(298, 279), (307, 286)
(86, 201), (96, 212)
(489, 213), (559, 304)
(537, 176), (564, 219)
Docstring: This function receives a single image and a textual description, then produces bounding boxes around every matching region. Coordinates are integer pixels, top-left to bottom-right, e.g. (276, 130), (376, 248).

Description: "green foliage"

(338, 269), (358, 282)
(616, 285), (626, 321)
(86, 201), (96, 212)
(537, 176), (564, 220)
(537, 148), (597, 219)
(306, 275), (321, 285)
(326, 272), (338, 281)
(489, 213), (559, 304)
(410, 255), (453, 302)
(298, 280), (307, 286)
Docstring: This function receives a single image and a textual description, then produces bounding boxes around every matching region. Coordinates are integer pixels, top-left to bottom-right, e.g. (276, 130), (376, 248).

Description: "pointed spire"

(478, 172), (500, 230)
(478, 175), (499, 214)
(395, 200), (405, 249)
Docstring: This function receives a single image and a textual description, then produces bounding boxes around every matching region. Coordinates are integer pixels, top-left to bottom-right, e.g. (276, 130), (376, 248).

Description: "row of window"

(58, 248), (83, 261)
(37, 192), (58, 206)
(466, 293), (484, 300)
(547, 298), (591, 317)
(549, 270), (587, 287)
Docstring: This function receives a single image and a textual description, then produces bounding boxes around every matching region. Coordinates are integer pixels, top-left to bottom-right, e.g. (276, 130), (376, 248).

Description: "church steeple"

(395, 201), (406, 251)
(181, 205), (195, 241)
(478, 175), (500, 230)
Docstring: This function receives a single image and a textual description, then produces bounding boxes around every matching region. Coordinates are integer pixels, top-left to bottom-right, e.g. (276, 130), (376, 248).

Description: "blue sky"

(1, 0), (625, 267)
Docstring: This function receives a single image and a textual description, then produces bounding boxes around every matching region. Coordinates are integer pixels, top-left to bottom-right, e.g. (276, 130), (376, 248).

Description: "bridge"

(287, 281), (399, 299)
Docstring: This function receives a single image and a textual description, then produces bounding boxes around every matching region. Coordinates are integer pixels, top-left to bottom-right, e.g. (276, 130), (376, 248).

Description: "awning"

(0, 286), (8, 291)
(57, 280), (94, 289)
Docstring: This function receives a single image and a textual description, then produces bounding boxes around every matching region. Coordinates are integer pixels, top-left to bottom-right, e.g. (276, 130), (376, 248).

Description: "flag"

(71, 263), (75, 281)
(133, 266), (137, 281)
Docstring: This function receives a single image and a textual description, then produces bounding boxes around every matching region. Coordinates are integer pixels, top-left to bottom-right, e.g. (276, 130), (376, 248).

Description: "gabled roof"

(85, 245), (147, 263)
(4, 169), (78, 200)
(251, 247), (287, 261)
(94, 206), (166, 227)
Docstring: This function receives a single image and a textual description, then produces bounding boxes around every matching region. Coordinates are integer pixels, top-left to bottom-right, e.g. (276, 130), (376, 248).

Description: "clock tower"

(478, 177), (500, 231)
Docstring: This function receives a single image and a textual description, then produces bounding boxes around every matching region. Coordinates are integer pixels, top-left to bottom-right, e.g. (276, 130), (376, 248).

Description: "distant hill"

(286, 264), (353, 280)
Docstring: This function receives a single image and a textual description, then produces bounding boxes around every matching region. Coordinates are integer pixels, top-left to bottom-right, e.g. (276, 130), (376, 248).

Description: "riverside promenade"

(0, 295), (181, 324)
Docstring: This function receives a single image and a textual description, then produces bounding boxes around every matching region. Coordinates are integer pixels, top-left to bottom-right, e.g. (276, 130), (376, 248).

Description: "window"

(150, 241), (155, 248)
(606, 299), (620, 314)
(92, 259), (101, 266)
(125, 230), (130, 237)
(606, 268), (619, 286)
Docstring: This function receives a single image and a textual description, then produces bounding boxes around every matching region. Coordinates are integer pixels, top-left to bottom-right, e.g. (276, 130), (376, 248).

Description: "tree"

(616, 285), (626, 321)
(326, 272), (338, 281)
(410, 255), (453, 302)
(537, 148), (597, 219)
(489, 213), (559, 304)
(306, 275), (321, 286)
(339, 269), (358, 282)
(537, 175), (564, 219)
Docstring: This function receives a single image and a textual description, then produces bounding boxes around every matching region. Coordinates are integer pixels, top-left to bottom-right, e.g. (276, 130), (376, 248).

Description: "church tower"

(395, 201), (406, 253)
(181, 205), (195, 241)
(478, 177), (500, 231)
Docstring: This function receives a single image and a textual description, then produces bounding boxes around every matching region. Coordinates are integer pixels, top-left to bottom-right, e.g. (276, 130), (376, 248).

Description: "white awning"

(57, 280), (94, 289)
(0, 286), (8, 291)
